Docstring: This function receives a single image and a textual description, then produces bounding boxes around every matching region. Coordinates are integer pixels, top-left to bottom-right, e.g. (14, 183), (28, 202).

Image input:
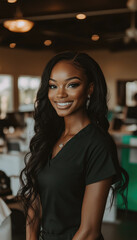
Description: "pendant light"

(3, 19), (34, 32)
(3, 5), (34, 33)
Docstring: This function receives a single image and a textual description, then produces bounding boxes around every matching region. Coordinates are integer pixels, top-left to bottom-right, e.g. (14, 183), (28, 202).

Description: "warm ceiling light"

(3, 19), (34, 33)
(91, 34), (100, 41)
(44, 40), (52, 46)
(76, 13), (86, 20)
(9, 43), (16, 48)
(7, 0), (17, 3)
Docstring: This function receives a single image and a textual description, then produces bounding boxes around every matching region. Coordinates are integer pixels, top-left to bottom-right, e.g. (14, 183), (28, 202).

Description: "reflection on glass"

(0, 75), (13, 118)
(18, 76), (40, 111)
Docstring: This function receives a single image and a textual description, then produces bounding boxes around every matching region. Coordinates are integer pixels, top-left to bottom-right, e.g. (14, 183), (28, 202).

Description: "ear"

(88, 82), (94, 96)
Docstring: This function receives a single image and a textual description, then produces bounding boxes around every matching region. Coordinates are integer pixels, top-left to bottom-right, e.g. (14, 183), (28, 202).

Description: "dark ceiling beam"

(0, 8), (130, 23)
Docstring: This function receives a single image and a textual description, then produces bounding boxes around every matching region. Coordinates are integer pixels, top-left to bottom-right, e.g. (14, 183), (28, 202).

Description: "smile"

(56, 102), (73, 106)
(55, 101), (73, 109)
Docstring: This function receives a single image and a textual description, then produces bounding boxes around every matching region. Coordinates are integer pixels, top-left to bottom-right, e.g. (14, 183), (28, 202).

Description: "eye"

(48, 84), (57, 89)
(68, 83), (80, 88)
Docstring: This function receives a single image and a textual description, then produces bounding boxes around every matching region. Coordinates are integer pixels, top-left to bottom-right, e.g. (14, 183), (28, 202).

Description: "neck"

(63, 109), (91, 136)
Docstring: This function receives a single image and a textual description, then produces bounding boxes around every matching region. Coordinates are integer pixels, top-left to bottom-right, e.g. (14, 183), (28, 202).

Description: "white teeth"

(57, 102), (72, 106)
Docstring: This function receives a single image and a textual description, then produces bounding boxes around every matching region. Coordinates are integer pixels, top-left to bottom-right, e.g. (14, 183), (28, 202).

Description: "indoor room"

(0, 1), (137, 240)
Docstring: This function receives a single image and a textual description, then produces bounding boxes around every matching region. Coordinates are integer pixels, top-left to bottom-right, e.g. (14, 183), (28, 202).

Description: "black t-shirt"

(37, 122), (120, 240)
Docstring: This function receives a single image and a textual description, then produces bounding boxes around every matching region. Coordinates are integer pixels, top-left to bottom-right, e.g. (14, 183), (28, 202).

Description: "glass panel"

(18, 76), (40, 111)
(0, 75), (13, 118)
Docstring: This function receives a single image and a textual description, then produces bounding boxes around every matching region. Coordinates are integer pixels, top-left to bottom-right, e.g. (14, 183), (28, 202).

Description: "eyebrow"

(49, 76), (82, 82)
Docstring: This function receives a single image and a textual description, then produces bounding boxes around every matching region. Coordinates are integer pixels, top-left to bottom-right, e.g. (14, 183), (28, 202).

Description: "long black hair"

(19, 51), (129, 223)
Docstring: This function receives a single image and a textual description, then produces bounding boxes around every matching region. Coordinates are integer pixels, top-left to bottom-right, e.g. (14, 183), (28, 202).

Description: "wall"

(0, 47), (137, 109)
(87, 49), (137, 109)
(0, 47), (55, 110)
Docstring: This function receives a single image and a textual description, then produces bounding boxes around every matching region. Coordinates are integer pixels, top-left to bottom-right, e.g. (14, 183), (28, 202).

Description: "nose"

(56, 86), (68, 98)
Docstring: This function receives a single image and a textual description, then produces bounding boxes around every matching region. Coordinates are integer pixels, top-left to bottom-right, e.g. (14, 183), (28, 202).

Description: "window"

(0, 75), (13, 118)
(126, 81), (137, 106)
(18, 76), (40, 111)
(117, 79), (137, 106)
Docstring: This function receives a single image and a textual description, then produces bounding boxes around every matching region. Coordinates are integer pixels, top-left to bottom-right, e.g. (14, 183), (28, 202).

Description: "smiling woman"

(19, 51), (129, 240)
(48, 60), (93, 118)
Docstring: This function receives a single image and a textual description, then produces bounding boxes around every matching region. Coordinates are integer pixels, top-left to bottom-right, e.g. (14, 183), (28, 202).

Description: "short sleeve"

(85, 137), (120, 185)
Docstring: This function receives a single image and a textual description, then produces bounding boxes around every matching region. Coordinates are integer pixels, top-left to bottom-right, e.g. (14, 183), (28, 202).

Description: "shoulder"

(84, 122), (116, 151)
(83, 123), (120, 185)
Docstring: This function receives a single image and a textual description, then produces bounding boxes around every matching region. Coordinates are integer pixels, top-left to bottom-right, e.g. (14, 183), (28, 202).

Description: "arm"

(26, 195), (42, 240)
(72, 177), (112, 240)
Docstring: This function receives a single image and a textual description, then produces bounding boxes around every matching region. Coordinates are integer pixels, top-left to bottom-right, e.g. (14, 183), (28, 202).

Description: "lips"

(55, 101), (73, 109)
(57, 102), (72, 106)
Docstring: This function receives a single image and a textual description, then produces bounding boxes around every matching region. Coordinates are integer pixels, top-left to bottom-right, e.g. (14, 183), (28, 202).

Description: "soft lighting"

(7, 0), (17, 3)
(44, 40), (52, 46)
(3, 19), (34, 33)
(91, 34), (100, 41)
(76, 13), (86, 20)
(9, 43), (16, 48)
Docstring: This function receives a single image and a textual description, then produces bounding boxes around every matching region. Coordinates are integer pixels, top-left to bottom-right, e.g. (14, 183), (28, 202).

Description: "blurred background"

(0, 0), (137, 240)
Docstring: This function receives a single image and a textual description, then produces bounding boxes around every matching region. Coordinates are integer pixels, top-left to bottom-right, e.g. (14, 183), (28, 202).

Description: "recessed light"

(9, 43), (16, 48)
(44, 40), (52, 46)
(91, 34), (100, 41)
(76, 13), (86, 20)
(7, 0), (17, 3)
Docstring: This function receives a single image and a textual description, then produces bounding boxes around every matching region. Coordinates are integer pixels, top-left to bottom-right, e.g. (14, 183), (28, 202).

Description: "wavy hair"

(19, 51), (129, 224)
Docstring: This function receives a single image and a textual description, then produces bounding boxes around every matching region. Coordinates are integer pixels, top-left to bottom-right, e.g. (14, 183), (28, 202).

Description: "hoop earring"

(86, 94), (90, 109)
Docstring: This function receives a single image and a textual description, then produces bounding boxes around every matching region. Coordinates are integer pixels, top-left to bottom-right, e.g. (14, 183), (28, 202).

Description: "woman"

(19, 52), (129, 240)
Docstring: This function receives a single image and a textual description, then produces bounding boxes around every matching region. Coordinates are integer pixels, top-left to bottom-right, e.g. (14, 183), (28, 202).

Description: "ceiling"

(0, 0), (137, 52)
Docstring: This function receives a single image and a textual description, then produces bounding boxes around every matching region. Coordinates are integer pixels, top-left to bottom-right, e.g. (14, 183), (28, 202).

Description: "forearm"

(26, 204), (41, 240)
(26, 216), (41, 240)
(26, 194), (42, 240)
(72, 227), (103, 240)
(26, 217), (41, 240)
